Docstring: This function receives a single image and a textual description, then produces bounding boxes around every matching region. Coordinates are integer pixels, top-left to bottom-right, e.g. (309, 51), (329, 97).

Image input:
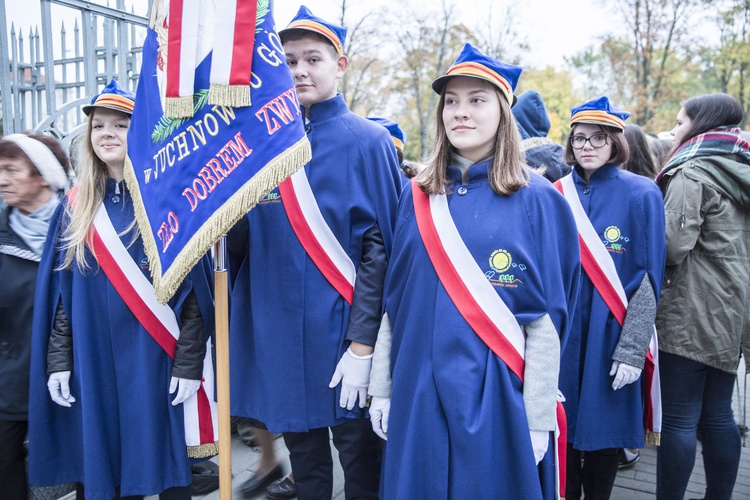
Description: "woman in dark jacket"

(0, 132), (69, 500)
(656, 93), (750, 500)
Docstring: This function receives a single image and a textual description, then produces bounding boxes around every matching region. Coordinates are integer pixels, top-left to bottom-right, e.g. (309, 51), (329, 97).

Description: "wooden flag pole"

(213, 236), (232, 498)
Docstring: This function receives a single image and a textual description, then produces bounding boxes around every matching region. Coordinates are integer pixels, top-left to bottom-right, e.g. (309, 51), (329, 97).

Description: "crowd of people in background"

(1, 4), (750, 500)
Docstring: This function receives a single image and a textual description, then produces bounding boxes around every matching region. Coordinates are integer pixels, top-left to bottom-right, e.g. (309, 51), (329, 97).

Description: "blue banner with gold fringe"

(125, 1), (310, 302)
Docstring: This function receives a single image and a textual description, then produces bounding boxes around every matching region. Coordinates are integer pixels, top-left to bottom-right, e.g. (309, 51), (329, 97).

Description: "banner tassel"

(188, 442), (220, 458)
(645, 431), (660, 446)
(164, 96), (196, 119)
(209, 83), (251, 108)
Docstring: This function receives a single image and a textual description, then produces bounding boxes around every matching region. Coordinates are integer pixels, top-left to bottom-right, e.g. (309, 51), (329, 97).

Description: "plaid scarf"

(656, 126), (750, 183)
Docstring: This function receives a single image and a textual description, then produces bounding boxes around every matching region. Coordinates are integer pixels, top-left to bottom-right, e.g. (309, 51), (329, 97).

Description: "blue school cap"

(82, 79), (135, 116)
(279, 5), (347, 55)
(432, 43), (522, 106)
(570, 96), (630, 131)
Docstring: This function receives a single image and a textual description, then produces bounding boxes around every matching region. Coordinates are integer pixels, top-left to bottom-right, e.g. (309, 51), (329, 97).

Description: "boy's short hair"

(281, 30), (340, 59)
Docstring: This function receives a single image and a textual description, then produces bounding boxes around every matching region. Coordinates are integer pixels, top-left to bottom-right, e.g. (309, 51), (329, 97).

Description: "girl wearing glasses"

(557, 97), (666, 499)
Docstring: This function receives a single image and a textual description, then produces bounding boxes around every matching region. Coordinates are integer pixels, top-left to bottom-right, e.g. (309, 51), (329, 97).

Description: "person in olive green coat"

(655, 93), (750, 500)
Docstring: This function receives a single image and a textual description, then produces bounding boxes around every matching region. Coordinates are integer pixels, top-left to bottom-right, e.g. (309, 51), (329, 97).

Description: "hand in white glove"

(609, 361), (642, 390)
(47, 371), (75, 407)
(369, 396), (390, 440)
(329, 347), (373, 410)
(530, 430), (549, 464)
(169, 376), (201, 406)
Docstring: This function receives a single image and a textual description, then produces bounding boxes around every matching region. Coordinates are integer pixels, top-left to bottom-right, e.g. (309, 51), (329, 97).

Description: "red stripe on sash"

(412, 183), (524, 381)
(553, 181), (627, 326)
(556, 401), (567, 499)
(643, 350), (655, 431)
(230, 0), (257, 85)
(196, 385), (214, 442)
(278, 178), (354, 304)
(579, 236), (627, 326)
(166, 0), (184, 99)
(90, 230), (178, 357)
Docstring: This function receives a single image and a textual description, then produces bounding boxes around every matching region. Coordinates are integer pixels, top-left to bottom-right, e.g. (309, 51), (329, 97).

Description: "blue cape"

(560, 164), (666, 450)
(228, 95), (403, 432)
(382, 163), (580, 498)
(28, 186), (215, 499)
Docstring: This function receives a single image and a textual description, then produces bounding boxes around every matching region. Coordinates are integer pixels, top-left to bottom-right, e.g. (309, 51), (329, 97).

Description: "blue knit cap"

(367, 117), (406, 149)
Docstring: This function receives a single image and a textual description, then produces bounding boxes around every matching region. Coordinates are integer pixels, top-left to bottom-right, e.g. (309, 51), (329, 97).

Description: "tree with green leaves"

(389, 1), (472, 160)
(570, 0), (716, 132)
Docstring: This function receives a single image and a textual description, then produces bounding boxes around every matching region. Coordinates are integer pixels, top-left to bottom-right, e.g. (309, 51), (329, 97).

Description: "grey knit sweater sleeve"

(523, 313), (560, 432)
(612, 274), (656, 369)
(367, 313), (393, 398)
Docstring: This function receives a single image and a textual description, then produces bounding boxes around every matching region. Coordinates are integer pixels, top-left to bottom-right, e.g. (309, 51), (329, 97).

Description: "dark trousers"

(656, 351), (740, 500)
(283, 418), (381, 500)
(566, 444), (620, 500)
(75, 484), (191, 500)
(0, 419), (28, 500)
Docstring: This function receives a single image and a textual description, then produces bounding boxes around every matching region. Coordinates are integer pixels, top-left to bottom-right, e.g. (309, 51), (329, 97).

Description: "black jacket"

(0, 207), (41, 420)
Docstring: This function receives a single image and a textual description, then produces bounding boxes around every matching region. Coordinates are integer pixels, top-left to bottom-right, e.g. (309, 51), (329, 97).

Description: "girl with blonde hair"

(28, 79), (215, 500)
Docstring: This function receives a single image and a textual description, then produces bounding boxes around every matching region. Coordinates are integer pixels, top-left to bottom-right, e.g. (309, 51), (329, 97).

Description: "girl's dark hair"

(0, 132), (70, 176)
(622, 124), (658, 179)
(649, 138), (672, 169)
(678, 93), (744, 146)
(564, 124), (629, 166)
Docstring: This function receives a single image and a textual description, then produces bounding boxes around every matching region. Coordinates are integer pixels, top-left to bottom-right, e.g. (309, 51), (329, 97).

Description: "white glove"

(47, 371), (75, 407)
(530, 430), (549, 464)
(609, 361), (642, 390)
(369, 396), (390, 440)
(329, 347), (373, 410)
(169, 376), (201, 406)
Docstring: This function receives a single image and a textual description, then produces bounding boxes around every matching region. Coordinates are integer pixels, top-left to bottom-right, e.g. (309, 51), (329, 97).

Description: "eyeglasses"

(570, 133), (609, 150)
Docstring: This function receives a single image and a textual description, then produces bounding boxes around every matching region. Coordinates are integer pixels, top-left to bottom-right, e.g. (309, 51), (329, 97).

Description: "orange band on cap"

(571, 110), (625, 130)
(286, 20), (343, 55)
(92, 94), (135, 113)
(446, 62), (512, 104)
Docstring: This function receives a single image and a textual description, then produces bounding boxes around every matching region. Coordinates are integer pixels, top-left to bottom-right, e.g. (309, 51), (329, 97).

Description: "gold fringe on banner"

(645, 431), (660, 446)
(187, 441), (219, 458)
(208, 83), (251, 108)
(125, 135), (312, 304)
(164, 96), (195, 119)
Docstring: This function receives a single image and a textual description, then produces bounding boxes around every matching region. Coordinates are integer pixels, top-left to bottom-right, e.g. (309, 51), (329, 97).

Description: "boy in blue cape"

(227, 6), (402, 499)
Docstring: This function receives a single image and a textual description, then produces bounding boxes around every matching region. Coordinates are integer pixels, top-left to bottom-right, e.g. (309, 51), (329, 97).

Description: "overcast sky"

(4, 0), (626, 71)
(5, 0), (724, 74)
(274, 0), (619, 70)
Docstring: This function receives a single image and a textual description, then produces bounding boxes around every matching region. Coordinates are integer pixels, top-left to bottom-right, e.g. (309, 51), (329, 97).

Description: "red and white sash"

(412, 182), (566, 499)
(554, 174), (661, 439)
(76, 190), (219, 457)
(279, 168), (356, 304)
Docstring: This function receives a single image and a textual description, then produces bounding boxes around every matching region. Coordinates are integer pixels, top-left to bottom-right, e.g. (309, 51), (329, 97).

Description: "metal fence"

(0, 0), (148, 149)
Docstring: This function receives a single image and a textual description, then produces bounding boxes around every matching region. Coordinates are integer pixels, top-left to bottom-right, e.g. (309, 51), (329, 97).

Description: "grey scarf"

(9, 194), (60, 257)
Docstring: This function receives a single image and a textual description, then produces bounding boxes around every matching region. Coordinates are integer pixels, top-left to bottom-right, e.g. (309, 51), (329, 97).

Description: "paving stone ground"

(137, 360), (750, 499)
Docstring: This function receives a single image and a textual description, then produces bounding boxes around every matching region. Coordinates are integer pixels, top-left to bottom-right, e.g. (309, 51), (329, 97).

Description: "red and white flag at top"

(154, 0), (258, 118)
